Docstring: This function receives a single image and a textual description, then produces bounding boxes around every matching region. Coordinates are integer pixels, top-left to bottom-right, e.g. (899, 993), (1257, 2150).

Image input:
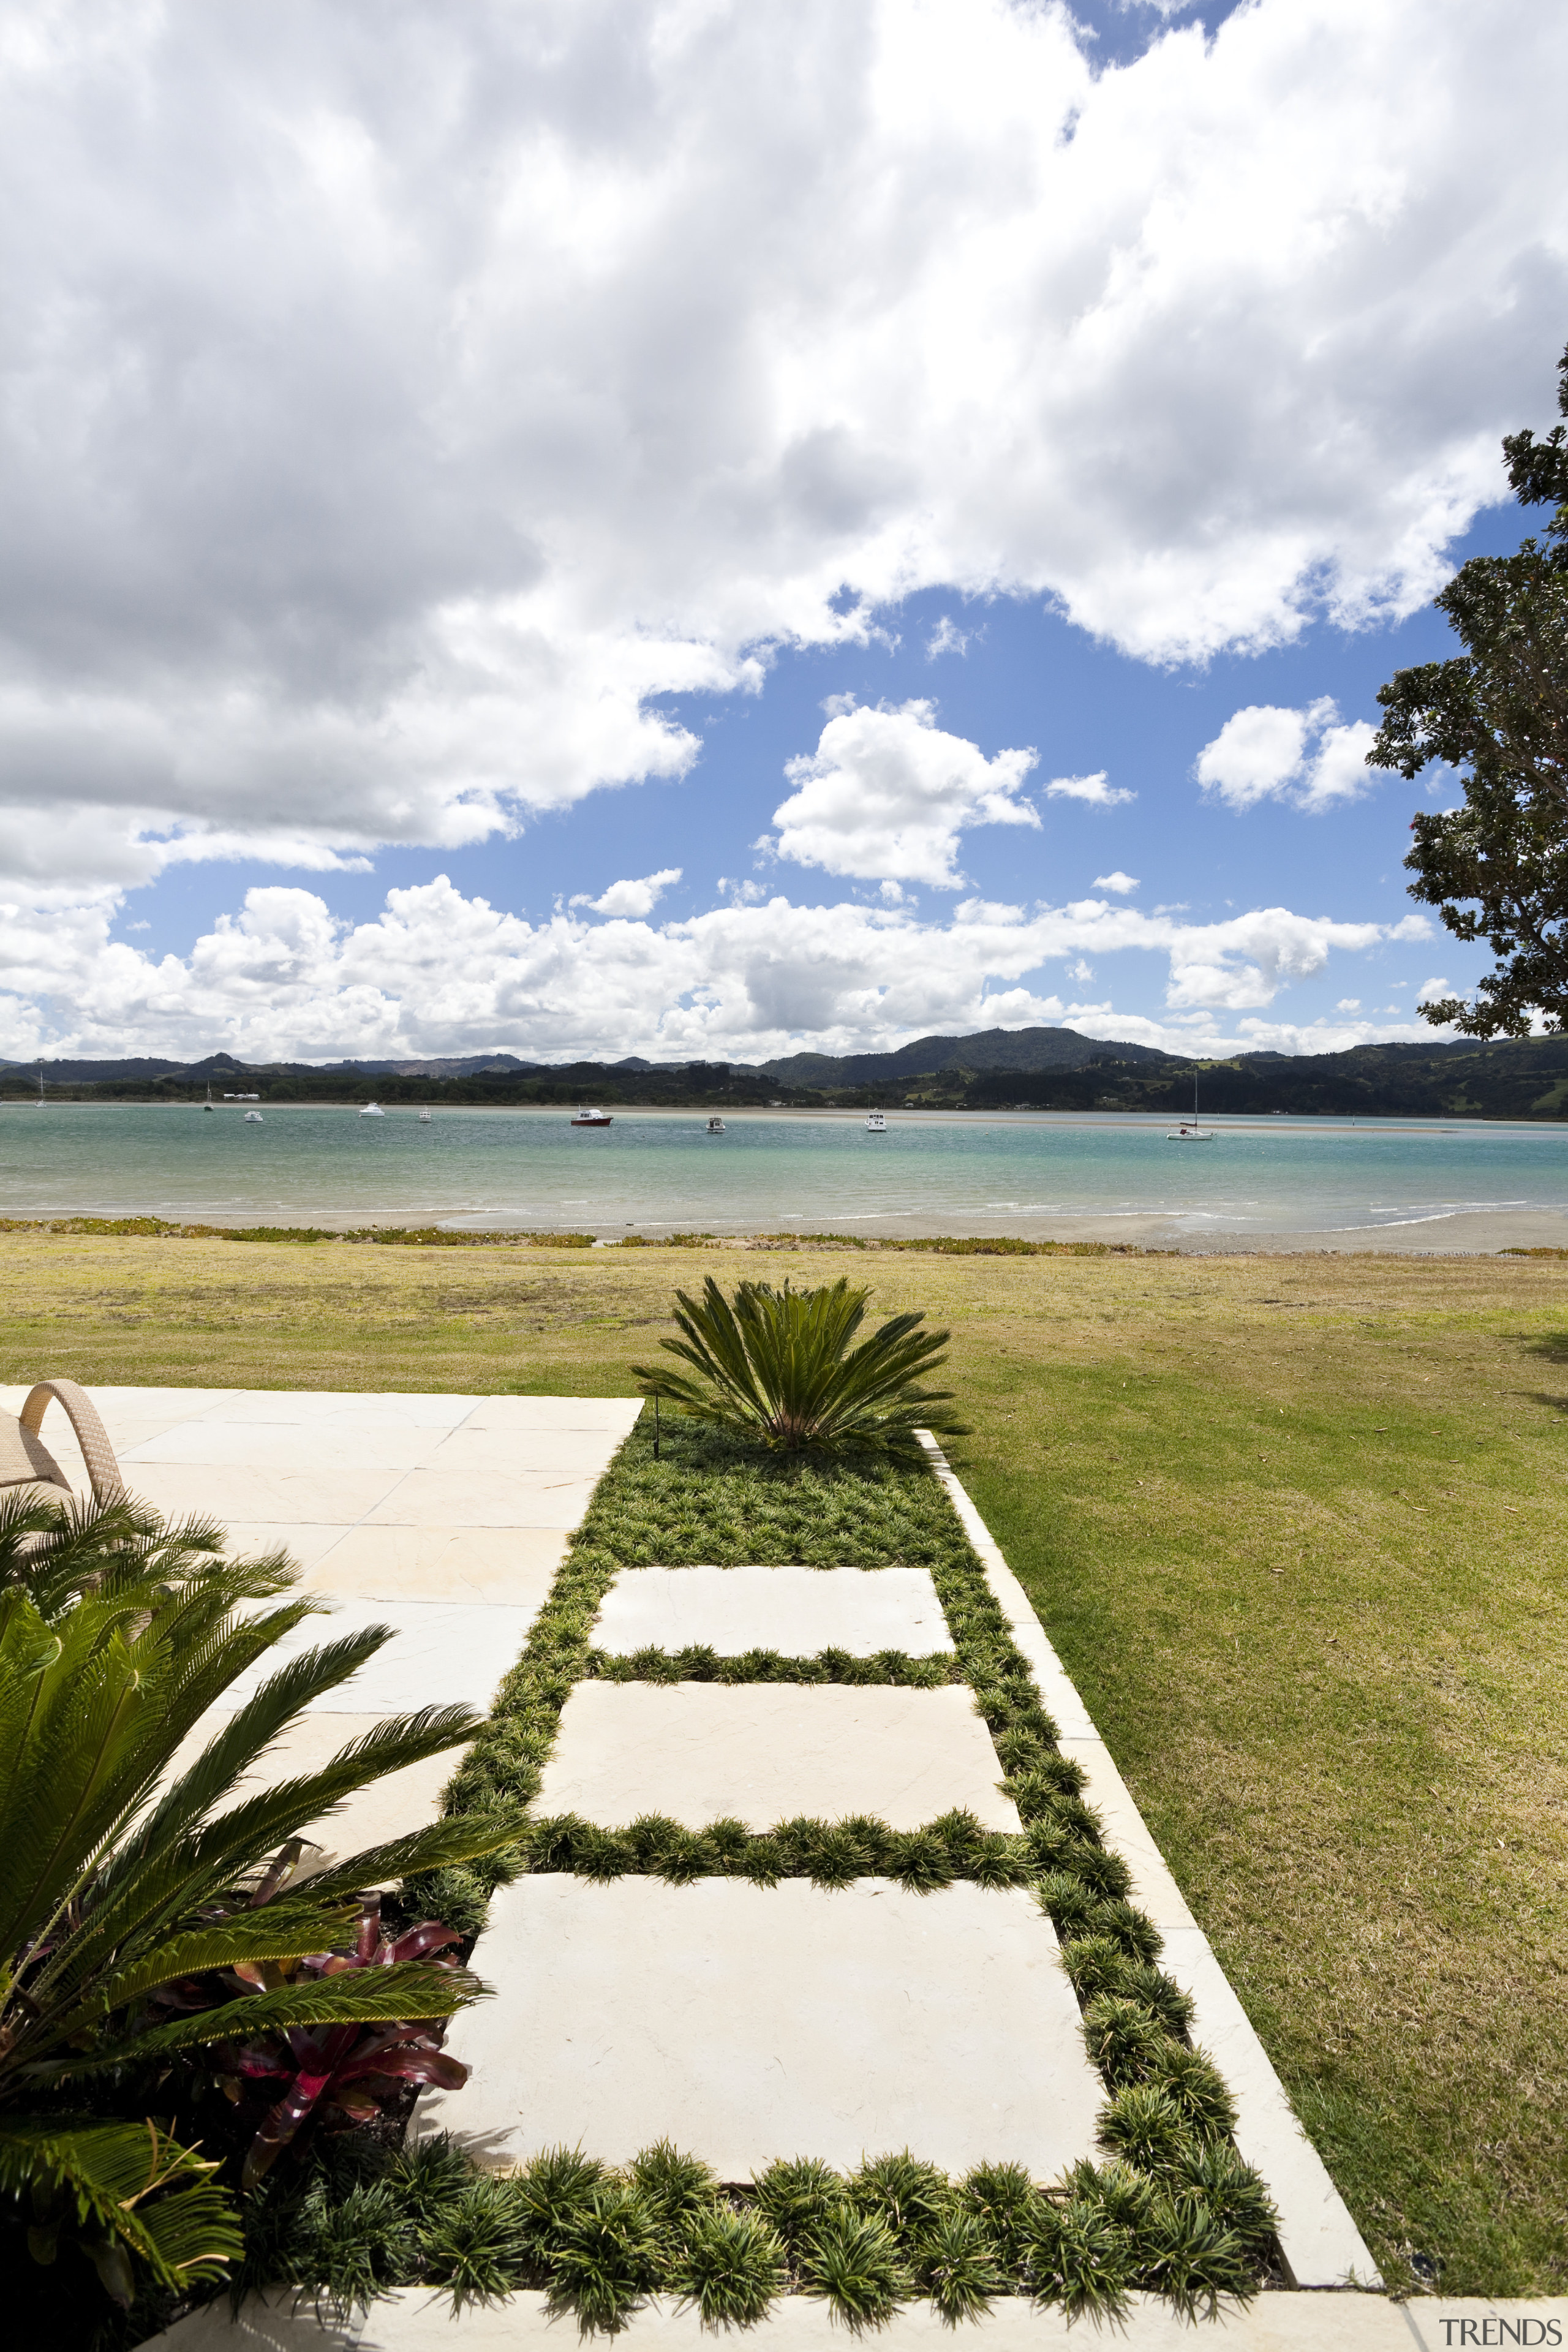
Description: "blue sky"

(2, 1), (1565, 1066)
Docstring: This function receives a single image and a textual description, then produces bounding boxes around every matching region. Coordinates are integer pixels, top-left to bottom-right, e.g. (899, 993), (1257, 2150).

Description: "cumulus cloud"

(0, 876), (1433, 1066)
(768, 702), (1038, 886)
(571, 869), (682, 918)
(0, 0), (1563, 897)
(1046, 774), (1136, 807)
(925, 616), (970, 658)
(1196, 699), (1379, 811)
(1093, 871), (1140, 894)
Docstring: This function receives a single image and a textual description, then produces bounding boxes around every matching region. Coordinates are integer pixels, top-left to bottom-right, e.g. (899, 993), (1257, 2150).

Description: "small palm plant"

(0, 1491), (520, 2312)
(633, 1276), (968, 1457)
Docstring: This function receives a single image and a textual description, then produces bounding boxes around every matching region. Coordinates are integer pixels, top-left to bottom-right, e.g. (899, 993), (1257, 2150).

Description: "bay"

(4, 1102), (1568, 1244)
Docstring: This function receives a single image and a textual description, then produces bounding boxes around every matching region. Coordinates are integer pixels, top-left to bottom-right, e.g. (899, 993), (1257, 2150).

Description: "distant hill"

(4, 1025), (1565, 1120)
(759, 1025), (1170, 1083)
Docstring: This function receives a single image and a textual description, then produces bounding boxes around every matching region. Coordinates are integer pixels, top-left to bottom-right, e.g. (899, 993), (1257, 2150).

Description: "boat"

(865, 1109), (886, 1133)
(1166, 1074), (1215, 1142)
(570, 1107), (613, 1128)
(360, 1101), (386, 1118)
(32, 1066), (44, 1109)
(418, 1106), (432, 1123)
(243, 1109), (264, 1123)
(706, 1115), (726, 1135)
(202, 1084), (214, 1112)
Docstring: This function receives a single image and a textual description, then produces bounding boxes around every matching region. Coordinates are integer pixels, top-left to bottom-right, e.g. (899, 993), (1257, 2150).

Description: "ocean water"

(3, 1102), (1568, 1239)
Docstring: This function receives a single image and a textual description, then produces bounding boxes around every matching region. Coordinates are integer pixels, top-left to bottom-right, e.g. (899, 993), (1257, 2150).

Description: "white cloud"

(0, 0), (1562, 898)
(1093, 871), (1140, 894)
(1046, 773), (1136, 807)
(1336, 997), (1362, 1011)
(1418, 975), (1450, 998)
(571, 869), (682, 918)
(769, 701), (1038, 886)
(0, 877), (1436, 1065)
(1196, 698), (1380, 811)
(925, 616), (970, 658)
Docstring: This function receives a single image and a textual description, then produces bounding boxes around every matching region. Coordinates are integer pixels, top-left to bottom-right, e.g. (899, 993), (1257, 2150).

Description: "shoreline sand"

(6, 1206), (1568, 1254)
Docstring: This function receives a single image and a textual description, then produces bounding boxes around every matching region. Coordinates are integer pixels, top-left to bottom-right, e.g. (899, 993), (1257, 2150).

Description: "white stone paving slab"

(194, 1393), (481, 1427)
(227, 1523), (353, 1572)
(303, 1526), (568, 1604)
(594, 1566), (954, 1657)
(119, 1464), (407, 1526)
(152, 2284), (1485, 2350)
(421, 1877), (1101, 2178)
(537, 1683), (1019, 1830)
(362, 1468), (603, 1529)
(121, 1425), (450, 1471)
(222, 1596), (537, 1716)
(461, 1395), (644, 1433)
(429, 1426), (641, 1475)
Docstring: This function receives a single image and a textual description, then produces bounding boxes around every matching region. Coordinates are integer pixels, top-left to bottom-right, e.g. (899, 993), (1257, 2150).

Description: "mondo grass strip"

(584, 1643), (961, 1686)
(403, 1410), (1275, 2291)
(522, 1807), (1035, 1890)
(234, 2132), (1275, 2334)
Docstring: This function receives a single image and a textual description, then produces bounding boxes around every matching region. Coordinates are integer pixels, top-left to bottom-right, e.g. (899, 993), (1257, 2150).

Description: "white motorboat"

(706, 1115), (726, 1135)
(571, 1107), (613, 1127)
(243, 1109), (264, 1123)
(418, 1107), (432, 1123)
(1166, 1074), (1215, 1142)
(360, 1101), (386, 1118)
(865, 1110), (886, 1133)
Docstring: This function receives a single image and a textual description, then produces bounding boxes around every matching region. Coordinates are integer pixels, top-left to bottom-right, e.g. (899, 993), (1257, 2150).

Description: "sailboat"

(32, 1066), (44, 1108)
(203, 1084), (215, 1112)
(1166, 1071), (1215, 1142)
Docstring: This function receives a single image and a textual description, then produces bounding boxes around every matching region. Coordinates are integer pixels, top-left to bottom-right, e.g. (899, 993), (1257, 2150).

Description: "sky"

(2, 0), (1566, 1069)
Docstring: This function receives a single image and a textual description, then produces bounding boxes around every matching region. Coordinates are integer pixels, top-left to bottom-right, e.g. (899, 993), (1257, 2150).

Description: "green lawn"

(4, 1230), (1564, 2295)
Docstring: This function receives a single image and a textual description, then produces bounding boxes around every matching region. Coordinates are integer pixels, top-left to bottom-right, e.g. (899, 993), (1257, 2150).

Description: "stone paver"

(537, 1681), (1019, 1829)
(594, 1564), (953, 1656)
(420, 1877), (1101, 2177)
(222, 1596), (541, 1716)
(160, 2289), (1568, 2351)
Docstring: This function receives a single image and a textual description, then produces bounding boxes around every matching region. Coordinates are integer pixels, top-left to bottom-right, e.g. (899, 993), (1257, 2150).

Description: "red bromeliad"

(181, 1889), (471, 2187)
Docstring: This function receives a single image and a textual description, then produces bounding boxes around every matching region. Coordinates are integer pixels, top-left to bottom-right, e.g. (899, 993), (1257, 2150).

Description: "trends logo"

(1438, 2326), (1562, 2346)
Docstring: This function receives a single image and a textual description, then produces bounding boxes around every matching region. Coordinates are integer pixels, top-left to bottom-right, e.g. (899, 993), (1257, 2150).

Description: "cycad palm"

(0, 1494), (519, 2309)
(633, 1276), (968, 1457)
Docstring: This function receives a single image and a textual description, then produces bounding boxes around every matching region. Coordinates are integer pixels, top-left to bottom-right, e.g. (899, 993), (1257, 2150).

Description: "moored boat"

(571, 1107), (613, 1127)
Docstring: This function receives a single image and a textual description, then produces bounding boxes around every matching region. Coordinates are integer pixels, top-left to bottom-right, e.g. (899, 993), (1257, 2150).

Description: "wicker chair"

(1, 1376), (125, 1503)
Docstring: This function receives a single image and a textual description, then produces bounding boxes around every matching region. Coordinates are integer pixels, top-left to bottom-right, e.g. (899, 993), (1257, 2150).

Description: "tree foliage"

(1369, 341), (1568, 1035)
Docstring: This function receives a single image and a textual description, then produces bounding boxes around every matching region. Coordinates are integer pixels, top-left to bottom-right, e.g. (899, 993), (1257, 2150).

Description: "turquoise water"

(3, 1103), (1568, 1238)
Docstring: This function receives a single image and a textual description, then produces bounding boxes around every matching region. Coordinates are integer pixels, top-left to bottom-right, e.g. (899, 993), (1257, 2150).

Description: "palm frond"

(633, 1275), (969, 1455)
(39, 1961), (489, 2078)
(0, 2116), (242, 2294)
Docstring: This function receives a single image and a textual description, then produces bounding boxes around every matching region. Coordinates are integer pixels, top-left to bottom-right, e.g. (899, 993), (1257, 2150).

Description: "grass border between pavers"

(377, 1413), (1285, 2327)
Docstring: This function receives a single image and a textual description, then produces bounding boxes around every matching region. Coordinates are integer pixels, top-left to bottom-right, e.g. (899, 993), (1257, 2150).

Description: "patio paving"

(11, 1380), (1385, 2313)
(593, 1562), (954, 1654)
(417, 1875), (1102, 2176)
